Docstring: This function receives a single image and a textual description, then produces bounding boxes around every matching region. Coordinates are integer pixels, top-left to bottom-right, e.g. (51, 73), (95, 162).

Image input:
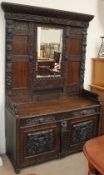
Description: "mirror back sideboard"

(1, 2), (101, 173)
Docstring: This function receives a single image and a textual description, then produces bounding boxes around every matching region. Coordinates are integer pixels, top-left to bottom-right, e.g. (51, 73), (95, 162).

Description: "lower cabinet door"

(19, 122), (60, 166)
(68, 115), (98, 153)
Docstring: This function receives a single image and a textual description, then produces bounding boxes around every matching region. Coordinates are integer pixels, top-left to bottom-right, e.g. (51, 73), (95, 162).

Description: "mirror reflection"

(36, 27), (63, 78)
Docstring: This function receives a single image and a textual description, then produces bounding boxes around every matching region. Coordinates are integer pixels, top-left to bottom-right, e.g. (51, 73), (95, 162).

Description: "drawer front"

(20, 115), (56, 127)
(70, 108), (99, 117)
(20, 107), (99, 128)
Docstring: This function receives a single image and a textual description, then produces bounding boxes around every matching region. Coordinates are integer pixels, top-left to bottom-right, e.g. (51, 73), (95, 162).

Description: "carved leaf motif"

(71, 120), (93, 145)
(25, 129), (54, 156)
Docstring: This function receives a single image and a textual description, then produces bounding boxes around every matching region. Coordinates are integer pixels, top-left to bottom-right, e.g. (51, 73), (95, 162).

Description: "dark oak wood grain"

(1, 2), (100, 174)
(12, 62), (29, 89)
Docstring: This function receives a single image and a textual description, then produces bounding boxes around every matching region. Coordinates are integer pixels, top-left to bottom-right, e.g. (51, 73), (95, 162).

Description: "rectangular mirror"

(36, 26), (63, 78)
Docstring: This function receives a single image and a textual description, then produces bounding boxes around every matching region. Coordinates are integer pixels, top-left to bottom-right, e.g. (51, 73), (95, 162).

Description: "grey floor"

(0, 152), (88, 175)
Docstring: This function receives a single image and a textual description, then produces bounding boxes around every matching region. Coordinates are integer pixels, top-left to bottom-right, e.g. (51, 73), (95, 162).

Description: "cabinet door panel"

(68, 115), (98, 153)
(19, 122), (60, 166)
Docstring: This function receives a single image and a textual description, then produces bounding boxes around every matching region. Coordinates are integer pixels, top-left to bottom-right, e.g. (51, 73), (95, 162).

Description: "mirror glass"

(36, 27), (63, 78)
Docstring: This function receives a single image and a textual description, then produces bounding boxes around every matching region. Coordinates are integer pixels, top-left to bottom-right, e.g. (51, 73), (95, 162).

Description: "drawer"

(20, 115), (56, 127)
(70, 108), (99, 117)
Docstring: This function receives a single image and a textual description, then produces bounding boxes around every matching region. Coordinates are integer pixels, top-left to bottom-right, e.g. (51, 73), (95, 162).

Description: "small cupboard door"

(19, 122), (60, 166)
(68, 115), (98, 153)
(60, 114), (98, 156)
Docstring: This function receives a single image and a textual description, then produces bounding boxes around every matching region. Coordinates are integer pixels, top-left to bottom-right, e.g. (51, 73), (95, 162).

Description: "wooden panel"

(68, 115), (98, 152)
(19, 122), (60, 166)
(12, 62), (29, 89)
(92, 59), (104, 87)
(2, 2), (96, 173)
(13, 21), (28, 34)
(90, 85), (104, 102)
(90, 85), (104, 134)
(66, 61), (80, 84)
(91, 59), (104, 134)
(66, 38), (81, 56)
(13, 35), (28, 55)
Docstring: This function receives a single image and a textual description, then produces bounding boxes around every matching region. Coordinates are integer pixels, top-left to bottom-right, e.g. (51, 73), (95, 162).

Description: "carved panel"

(80, 27), (87, 86)
(60, 120), (68, 154)
(4, 12), (89, 28)
(71, 120), (93, 145)
(71, 108), (97, 117)
(28, 23), (35, 89)
(6, 19), (13, 93)
(28, 23), (35, 62)
(25, 129), (55, 156)
(13, 21), (29, 34)
(6, 96), (17, 115)
(20, 115), (55, 126)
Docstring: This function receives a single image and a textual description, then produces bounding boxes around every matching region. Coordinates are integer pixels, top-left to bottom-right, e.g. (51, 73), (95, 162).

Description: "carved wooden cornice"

(1, 2), (94, 22)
